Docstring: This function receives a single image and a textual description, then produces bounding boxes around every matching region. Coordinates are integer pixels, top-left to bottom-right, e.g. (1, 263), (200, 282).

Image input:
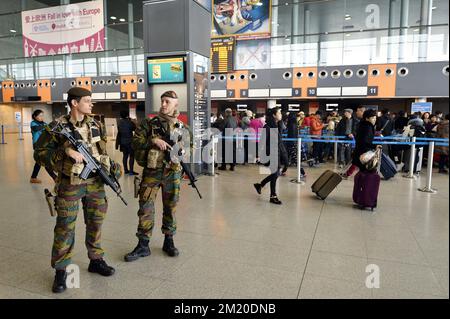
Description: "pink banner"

(23, 28), (104, 57)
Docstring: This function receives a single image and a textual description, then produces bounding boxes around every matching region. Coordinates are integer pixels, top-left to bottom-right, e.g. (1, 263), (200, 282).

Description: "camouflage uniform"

(34, 114), (110, 270)
(132, 116), (185, 241)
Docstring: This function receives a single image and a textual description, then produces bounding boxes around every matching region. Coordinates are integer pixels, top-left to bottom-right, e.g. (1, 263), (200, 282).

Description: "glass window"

(291, 35), (319, 67)
(98, 53), (118, 76)
(273, 3), (292, 37)
(118, 54), (133, 75)
(21, 0), (61, 11)
(0, 36), (23, 59)
(133, 21), (143, 48)
(66, 56), (84, 77)
(303, 1), (346, 35)
(427, 25), (449, 62)
(343, 30), (387, 65)
(36, 57), (54, 78)
(106, 0), (143, 24)
(271, 37), (291, 68)
(0, 0), (21, 14)
(84, 57), (98, 76)
(106, 24), (132, 50)
(54, 57), (64, 78)
(10, 60), (34, 80)
(0, 12), (22, 37)
(431, 0), (449, 25)
(344, 0), (391, 31)
(319, 33), (344, 66)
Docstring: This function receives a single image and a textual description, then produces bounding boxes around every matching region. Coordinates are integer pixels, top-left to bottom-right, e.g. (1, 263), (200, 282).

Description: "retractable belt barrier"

(215, 133), (448, 194)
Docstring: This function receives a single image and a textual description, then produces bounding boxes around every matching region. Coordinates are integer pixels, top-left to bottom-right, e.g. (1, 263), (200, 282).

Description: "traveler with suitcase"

(350, 109), (381, 210)
(402, 116), (426, 174)
(254, 107), (289, 205)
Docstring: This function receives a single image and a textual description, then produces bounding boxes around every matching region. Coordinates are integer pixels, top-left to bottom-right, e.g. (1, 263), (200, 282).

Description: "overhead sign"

(15, 112), (22, 123)
(326, 103), (339, 111)
(288, 104), (300, 112)
(21, 0), (104, 57)
(237, 104), (248, 111)
(411, 102), (433, 114)
(212, 0), (271, 38)
(211, 37), (235, 73)
(147, 56), (186, 84)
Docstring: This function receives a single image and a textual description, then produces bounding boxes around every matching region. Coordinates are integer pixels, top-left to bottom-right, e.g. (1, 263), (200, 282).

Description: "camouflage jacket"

(132, 116), (190, 170)
(34, 114), (108, 179)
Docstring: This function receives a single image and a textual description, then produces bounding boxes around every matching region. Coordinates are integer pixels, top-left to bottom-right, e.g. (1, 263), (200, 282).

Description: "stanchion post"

(111, 124), (116, 141)
(334, 141), (338, 164)
(404, 137), (417, 179)
(0, 125), (6, 145)
(18, 123), (24, 141)
(418, 141), (437, 193)
(290, 137), (305, 185)
(210, 135), (218, 177)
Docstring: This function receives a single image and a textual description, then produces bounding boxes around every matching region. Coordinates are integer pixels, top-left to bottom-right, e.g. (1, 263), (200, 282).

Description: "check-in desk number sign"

(292, 88), (302, 97)
(227, 90), (235, 98)
(368, 86), (378, 96)
(307, 88), (317, 97)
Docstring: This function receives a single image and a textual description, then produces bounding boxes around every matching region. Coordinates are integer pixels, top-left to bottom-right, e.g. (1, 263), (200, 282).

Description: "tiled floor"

(0, 134), (448, 299)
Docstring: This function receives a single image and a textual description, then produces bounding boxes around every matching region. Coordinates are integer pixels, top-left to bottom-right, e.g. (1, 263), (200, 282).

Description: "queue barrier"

(214, 134), (448, 194)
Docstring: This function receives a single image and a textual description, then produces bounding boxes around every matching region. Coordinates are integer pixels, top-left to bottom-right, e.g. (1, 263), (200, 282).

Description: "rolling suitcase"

(380, 153), (397, 180)
(311, 170), (342, 200)
(353, 170), (381, 210)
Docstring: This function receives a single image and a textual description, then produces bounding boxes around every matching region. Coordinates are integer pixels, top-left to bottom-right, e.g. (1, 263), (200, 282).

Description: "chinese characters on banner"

(21, 0), (104, 57)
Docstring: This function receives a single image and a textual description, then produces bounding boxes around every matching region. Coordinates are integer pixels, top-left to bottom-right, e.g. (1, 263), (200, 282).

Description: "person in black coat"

(116, 110), (138, 175)
(394, 110), (409, 133)
(253, 107), (288, 205)
(286, 112), (299, 165)
(376, 109), (394, 136)
(352, 109), (378, 171)
(335, 108), (356, 167)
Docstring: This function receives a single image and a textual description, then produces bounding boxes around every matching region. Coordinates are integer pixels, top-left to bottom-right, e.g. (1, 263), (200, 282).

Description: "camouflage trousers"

(52, 177), (107, 270)
(136, 167), (182, 241)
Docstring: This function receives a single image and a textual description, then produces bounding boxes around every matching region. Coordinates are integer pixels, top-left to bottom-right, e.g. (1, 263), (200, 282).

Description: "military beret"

(67, 87), (91, 97)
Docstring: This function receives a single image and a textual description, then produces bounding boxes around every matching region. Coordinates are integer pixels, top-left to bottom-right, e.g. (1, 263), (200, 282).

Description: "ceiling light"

(10, 29), (16, 33)
(346, 33), (351, 37)
(119, 18), (126, 22)
(432, 6), (437, 9)
(345, 15), (352, 21)
(414, 29), (420, 32)
(110, 16), (117, 20)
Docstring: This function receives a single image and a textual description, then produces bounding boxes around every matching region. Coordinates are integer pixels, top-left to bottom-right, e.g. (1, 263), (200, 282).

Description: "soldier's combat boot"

(52, 269), (67, 293)
(124, 239), (151, 262)
(88, 259), (115, 276)
(162, 235), (179, 257)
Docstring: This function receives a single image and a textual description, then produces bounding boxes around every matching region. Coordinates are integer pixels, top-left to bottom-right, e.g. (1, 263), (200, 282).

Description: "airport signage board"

(411, 102), (433, 114)
(15, 112), (22, 123)
(21, 0), (104, 57)
(147, 57), (186, 84)
(211, 37), (235, 73)
(212, 0), (272, 38)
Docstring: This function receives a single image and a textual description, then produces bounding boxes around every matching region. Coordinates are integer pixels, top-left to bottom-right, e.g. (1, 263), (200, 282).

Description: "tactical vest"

(135, 117), (183, 171)
(57, 115), (109, 183)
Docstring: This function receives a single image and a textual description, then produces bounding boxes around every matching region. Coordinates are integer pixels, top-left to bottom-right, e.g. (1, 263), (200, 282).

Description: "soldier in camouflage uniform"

(34, 87), (119, 293)
(124, 91), (187, 261)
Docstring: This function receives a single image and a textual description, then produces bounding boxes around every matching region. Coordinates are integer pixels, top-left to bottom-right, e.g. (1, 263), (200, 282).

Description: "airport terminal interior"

(0, 0), (449, 300)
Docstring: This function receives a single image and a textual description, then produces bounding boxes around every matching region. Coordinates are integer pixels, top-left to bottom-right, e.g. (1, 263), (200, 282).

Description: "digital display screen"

(147, 56), (186, 84)
(211, 37), (234, 73)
